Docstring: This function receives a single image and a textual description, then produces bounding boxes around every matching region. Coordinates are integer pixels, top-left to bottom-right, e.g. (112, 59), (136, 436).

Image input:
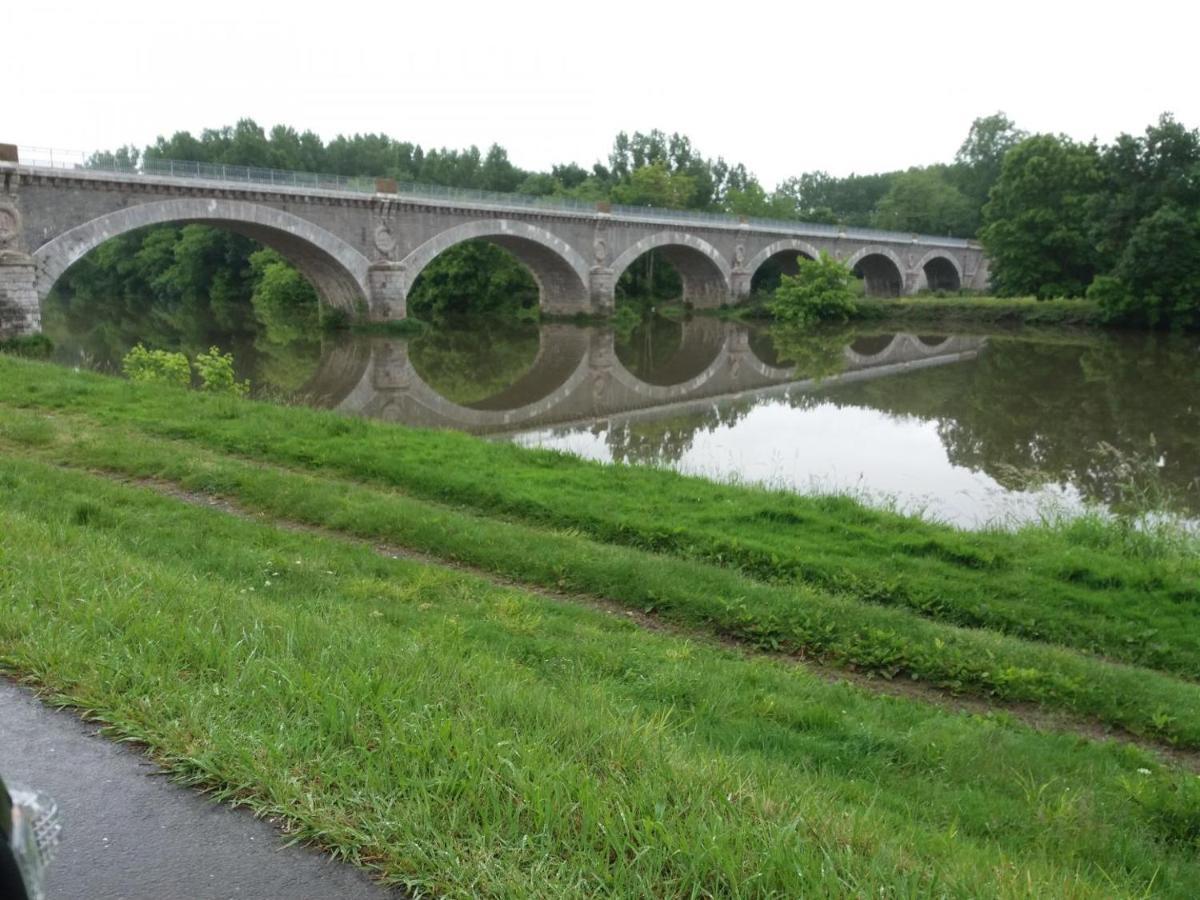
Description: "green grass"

(853, 295), (1107, 326)
(720, 294), (1109, 328)
(3, 454), (1200, 897)
(4, 399), (1200, 748)
(1, 353), (1197, 681)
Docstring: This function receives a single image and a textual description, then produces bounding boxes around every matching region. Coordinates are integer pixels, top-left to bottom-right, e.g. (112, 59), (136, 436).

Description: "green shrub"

(195, 347), (249, 397)
(121, 344), (191, 388)
(0, 334), (54, 359)
(767, 253), (859, 325)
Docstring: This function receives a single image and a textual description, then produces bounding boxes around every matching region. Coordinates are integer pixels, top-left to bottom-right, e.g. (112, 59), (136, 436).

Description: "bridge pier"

(730, 269), (752, 301)
(0, 252), (39, 338)
(589, 268), (616, 316)
(367, 262), (407, 322)
(0, 184), (39, 338)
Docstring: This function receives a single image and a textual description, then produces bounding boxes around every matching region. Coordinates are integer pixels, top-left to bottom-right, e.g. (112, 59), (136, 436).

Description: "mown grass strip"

(5, 407), (1200, 749)
(2, 356), (1197, 680)
(3, 455), (1200, 897)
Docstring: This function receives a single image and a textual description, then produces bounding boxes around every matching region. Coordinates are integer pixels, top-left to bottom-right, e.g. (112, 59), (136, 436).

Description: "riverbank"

(724, 294), (1109, 327)
(3, 353), (1200, 895)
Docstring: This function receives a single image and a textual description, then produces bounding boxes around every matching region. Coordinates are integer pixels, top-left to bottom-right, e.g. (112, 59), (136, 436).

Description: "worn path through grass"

(4, 404), (1200, 749)
(3, 455), (1200, 897)
(3, 355), (1196, 681)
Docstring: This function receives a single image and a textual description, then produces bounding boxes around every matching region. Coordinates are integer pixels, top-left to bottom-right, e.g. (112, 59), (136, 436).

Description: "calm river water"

(48, 314), (1200, 529)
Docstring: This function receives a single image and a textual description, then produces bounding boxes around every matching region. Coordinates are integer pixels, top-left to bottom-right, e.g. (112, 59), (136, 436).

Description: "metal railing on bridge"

(12, 146), (973, 249)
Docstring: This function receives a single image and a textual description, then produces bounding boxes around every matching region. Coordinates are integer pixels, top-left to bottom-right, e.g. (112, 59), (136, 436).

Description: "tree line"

(980, 114), (1200, 328)
(56, 113), (1200, 333)
(55, 116), (1014, 334)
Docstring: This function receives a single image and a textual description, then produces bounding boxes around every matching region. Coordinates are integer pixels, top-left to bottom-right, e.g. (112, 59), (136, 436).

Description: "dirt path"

(104, 467), (1200, 773)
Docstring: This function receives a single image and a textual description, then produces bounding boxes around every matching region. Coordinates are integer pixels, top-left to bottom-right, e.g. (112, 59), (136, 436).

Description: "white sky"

(6, 0), (1196, 187)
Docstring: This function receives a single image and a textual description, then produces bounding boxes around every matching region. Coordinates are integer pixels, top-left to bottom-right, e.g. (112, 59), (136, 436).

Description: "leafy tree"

(875, 168), (975, 235)
(611, 162), (696, 209)
(1089, 204), (1200, 328)
(980, 135), (1103, 297)
(768, 253), (859, 325)
(954, 112), (1027, 212)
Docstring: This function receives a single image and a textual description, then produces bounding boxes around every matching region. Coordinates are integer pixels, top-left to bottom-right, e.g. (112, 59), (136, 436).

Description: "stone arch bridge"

(0, 151), (989, 338)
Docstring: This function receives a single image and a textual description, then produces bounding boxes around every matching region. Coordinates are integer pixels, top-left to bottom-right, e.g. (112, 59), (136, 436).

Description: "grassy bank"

(854, 295), (1108, 326)
(3, 359), (1200, 748)
(724, 294), (1109, 327)
(3, 454), (1200, 896)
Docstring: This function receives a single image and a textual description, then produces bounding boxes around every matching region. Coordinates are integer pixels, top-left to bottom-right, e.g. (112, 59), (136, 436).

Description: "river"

(46, 312), (1200, 529)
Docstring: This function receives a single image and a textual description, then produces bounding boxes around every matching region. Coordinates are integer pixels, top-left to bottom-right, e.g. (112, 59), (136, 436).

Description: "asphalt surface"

(0, 680), (399, 900)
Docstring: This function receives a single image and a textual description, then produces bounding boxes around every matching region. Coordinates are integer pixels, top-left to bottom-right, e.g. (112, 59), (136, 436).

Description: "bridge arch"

(744, 239), (822, 294)
(610, 231), (732, 308)
(398, 219), (592, 315)
(32, 198), (372, 310)
(916, 250), (963, 292)
(845, 246), (907, 297)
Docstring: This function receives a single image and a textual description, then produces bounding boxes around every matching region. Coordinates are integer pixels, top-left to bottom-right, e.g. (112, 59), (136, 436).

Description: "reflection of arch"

(316, 328), (594, 430)
(33, 199), (372, 310)
(398, 220), (592, 313)
(613, 316), (731, 389)
(845, 246), (906, 297)
(610, 231), (732, 307)
(608, 319), (733, 402)
(744, 238), (822, 282)
(916, 250), (963, 292)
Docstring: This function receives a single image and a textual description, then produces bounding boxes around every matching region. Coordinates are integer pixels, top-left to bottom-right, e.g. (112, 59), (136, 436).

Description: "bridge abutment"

(0, 185), (39, 337)
(0, 252), (39, 338)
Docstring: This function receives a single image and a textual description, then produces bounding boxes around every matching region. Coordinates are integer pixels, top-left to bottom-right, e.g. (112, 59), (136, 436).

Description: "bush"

(121, 344), (191, 388)
(0, 334), (54, 359)
(195, 347), (249, 396)
(767, 253), (859, 325)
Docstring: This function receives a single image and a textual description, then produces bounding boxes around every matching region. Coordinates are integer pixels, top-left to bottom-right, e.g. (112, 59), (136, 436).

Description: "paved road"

(0, 680), (399, 900)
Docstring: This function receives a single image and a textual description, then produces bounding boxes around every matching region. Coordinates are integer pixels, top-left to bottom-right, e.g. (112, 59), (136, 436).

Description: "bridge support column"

(367, 262), (407, 321)
(589, 267), (615, 316)
(0, 252), (39, 338)
(730, 269), (752, 301)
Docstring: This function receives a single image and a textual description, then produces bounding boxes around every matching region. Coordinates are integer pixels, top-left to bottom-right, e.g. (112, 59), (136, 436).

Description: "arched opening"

(41, 221), (349, 396)
(406, 242), (541, 321)
(851, 252), (904, 298)
(611, 233), (731, 311)
(399, 221), (591, 319)
(921, 256), (962, 293)
(744, 241), (823, 299)
(750, 249), (816, 295)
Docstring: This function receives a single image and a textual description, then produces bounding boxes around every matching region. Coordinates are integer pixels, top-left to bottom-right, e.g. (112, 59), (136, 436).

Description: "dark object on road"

(0, 775), (62, 900)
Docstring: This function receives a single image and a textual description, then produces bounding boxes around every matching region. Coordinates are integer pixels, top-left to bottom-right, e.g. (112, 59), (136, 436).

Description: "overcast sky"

(6, 0), (1196, 187)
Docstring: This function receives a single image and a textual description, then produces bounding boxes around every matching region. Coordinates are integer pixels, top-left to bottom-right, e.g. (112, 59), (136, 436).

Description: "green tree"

(767, 253), (858, 325)
(875, 168), (975, 235)
(611, 162), (697, 209)
(954, 112), (1027, 213)
(980, 135), (1103, 297)
(1089, 204), (1200, 328)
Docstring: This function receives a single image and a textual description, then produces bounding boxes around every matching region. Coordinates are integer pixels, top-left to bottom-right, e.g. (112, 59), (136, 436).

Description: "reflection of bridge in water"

(299, 320), (987, 435)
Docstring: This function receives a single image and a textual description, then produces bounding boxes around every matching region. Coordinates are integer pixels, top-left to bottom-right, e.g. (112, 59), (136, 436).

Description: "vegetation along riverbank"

(2, 351), (1200, 895)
